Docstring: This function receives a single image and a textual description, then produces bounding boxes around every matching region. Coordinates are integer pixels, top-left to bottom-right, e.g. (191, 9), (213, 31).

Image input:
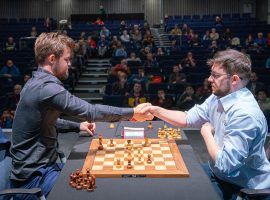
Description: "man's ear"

(231, 74), (241, 86)
(48, 54), (56, 64)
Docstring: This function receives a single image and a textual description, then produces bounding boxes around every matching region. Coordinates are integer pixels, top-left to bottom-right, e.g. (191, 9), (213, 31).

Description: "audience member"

(169, 64), (186, 84)
(176, 85), (199, 111)
(152, 89), (173, 109)
(4, 36), (16, 51)
(125, 82), (147, 107)
(246, 72), (265, 96)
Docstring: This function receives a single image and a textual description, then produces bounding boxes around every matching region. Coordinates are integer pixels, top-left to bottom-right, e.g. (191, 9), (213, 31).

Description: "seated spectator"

(4, 36), (16, 51)
(143, 53), (158, 68)
(214, 16), (223, 27)
(152, 89), (173, 109)
(196, 78), (211, 102)
(0, 59), (21, 80)
(125, 82), (147, 107)
(23, 74), (31, 86)
(126, 52), (141, 62)
(7, 84), (22, 111)
(208, 40), (219, 56)
(245, 34), (255, 49)
(246, 72), (265, 96)
(86, 36), (97, 58)
(128, 67), (148, 88)
(120, 30), (130, 43)
(230, 37), (241, 48)
(257, 89), (270, 126)
(0, 109), (13, 128)
(156, 47), (165, 56)
(182, 23), (190, 35)
(176, 85), (199, 111)
(112, 71), (130, 96)
(221, 28), (232, 43)
(143, 30), (154, 47)
(131, 29), (142, 49)
(119, 20), (127, 34)
(143, 21), (150, 32)
(209, 28), (219, 41)
(30, 26), (38, 37)
(97, 35), (109, 58)
(254, 32), (266, 48)
(170, 24), (182, 36)
(93, 17), (104, 25)
(100, 26), (110, 38)
(170, 40), (180, 54)
(203, 30), (211, 41)
(44, 17), (52, 32)
(79, 31), (86, 41)
(110, 59), (131, 78)
(114, 41), (127, 58)
(169, 64), (186, 84)
(139, 46), (151, 59)
(190, 33), (201, 47)
(181, 52), (196, 68)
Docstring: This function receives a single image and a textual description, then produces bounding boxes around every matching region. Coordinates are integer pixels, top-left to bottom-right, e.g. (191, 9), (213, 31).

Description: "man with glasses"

(140, 49), (270, 199)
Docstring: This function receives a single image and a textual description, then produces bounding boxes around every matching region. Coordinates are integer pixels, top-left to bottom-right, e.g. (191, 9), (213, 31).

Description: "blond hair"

(34, 32), (75, 65)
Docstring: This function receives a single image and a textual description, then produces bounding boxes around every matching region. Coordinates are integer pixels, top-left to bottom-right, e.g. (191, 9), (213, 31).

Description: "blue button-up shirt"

(187, 88), (270, 189)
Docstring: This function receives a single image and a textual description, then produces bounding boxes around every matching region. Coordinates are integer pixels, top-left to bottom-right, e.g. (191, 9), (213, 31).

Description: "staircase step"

(81, 72), (108, 77)
(74, 84), (105, 93)
(77, 78), (107, 84)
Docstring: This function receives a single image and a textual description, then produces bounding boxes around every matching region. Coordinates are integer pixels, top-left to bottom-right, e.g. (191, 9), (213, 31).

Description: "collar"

(218, 88), (248, 112)
(35, 67), (63, 86)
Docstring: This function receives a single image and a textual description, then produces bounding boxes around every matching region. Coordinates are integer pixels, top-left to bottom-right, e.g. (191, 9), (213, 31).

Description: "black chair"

(236, 136), (270, 199)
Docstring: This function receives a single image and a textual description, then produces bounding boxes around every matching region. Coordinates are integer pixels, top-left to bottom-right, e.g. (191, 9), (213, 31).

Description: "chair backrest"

(0, 128), (12, 193)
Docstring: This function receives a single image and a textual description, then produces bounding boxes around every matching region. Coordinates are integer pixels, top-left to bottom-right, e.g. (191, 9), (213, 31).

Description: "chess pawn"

(109, 138), (114, 147)
(143, 137), (150, 147)
(147, 154), (152, 164)
(98, 135), (103, 150)
(109, 123), (115, 129)
(127, 158), (132, 169)
(116, 158), (121, 169)
(127, 151), (133, 160)
(137, 154), (143, 164)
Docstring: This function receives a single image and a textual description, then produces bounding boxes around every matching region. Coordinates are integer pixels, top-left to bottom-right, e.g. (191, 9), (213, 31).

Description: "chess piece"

(109, 138), (114, 147)
(147, 154), (152, 164)
(127, 151), (133, 160)
(109, 123), (115, 129)
(127, 158), (132, 169)
(143, 137), (150, 147)
(98, 134), (103, 150)
(147, 122), (153, 129)
(137, 154), (143, 164)
(116, 158), (121, 168)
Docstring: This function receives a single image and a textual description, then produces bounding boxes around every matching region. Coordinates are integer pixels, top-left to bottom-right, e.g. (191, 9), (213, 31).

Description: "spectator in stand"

(143, 30), (154, 47)
(128, 67), (148, 89)
(170, 40), (180, 54)
(210, 28), (219, 41)
(190, 33), (201, 47)
(257, 89), (270, 126)
(126, 52), (141, 62)
(120, 30), (130, 43)
(230, 37), (241, 49)
(246, 72), (265, 96)
(4, 36), (16, 51)
(119, 20), (127, 34)
(152, 89), (173, 109)
(0, 59), (21, 81)
(86, 36), (97, 58)
(266, 33), (270, 48)
(93, 17), (104, 26)
(125, 82), (147, 107)
(22, 74), (31, 86)
(97, 35), (109, 58)
(131, 29), (142, 49)
(176, 85), (199, 111)
(203, 30), (211, 41)
(112, 71), (130, 96)
(44, 17), (52, 32)
(169, 64), (186, 84)
(221, 28), (232, 44)
(109, 36), (119, 54)
(30, 26), (38, 37)
(99, 26), (110, 39)
(156, 47), (165, 57)
(114, 41), (127, 58)
(143, 53), (158, 68)
(196, 78), (212, 102)
(143, 21), (150, 32)
(214, 16), (223, 27)
(170, 24), (182, 38)
(7, 84), (22, 111)
(245, 34), (255, 49)
(0, 110), (13, 128)
(181, 52), (197, 68)
(110, 59), (131, 78)
(208, 40), (219, 56)
(182, 23), (190, 35)
(254, 32), (266, 49)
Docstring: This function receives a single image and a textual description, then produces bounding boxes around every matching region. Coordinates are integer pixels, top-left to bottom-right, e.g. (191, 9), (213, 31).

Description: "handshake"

(132, 103), (155, 122)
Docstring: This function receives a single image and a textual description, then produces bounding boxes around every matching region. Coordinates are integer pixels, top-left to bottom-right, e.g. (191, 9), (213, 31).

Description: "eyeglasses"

(209, 71), (230, 79)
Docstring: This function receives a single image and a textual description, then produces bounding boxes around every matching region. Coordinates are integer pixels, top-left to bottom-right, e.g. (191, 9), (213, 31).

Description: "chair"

(0, 128), (45, 200)
(236, 136), (270, 199)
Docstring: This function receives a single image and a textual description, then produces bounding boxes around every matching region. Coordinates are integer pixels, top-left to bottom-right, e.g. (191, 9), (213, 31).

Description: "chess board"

(82, 139), (189, 178)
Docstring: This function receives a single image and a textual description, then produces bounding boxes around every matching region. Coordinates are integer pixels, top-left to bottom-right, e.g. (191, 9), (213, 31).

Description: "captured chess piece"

(98, 134), (103, 150)
(127, 158), (132, 169)
(147, 154), (152, 164)
(147, 122), (153, 129)
(109, 138), (114, 147)
(109, 123), (115, 129)
(69, 169), (96, 192)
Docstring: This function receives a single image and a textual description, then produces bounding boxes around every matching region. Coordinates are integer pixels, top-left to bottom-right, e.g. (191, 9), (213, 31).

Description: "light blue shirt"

(187, 87), (270, 189)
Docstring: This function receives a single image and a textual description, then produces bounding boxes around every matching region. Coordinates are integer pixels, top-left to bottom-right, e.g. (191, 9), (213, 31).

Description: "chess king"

(10, 32), (154, 199)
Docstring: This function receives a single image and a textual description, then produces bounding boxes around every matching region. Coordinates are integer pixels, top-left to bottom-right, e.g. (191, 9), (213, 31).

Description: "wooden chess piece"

(116, 158), (121, 168)
(143, 137), (150, 147)
(147, 154), (152, 164)
(98, 134), (103, 150)
(127, 158), (132, 169)
(109, 138), (114, 147)
(137, 154), (143, 164)
(109, 123), (115, 129)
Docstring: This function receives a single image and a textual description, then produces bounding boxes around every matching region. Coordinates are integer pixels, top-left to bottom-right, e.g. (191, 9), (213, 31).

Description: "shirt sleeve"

(186, 95), (213, 128)
(214, 114), (258, 176)
(41, 84), (134, 122)
(56, 118), (80, 132)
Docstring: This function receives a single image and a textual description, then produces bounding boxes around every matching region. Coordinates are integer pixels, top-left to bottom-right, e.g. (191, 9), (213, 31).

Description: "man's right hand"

(132, 103), (154, 122)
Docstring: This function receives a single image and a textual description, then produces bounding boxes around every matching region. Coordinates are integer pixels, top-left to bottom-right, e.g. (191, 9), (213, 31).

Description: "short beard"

(52, 65), (69, 80)
(214, 81), (230, 98)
